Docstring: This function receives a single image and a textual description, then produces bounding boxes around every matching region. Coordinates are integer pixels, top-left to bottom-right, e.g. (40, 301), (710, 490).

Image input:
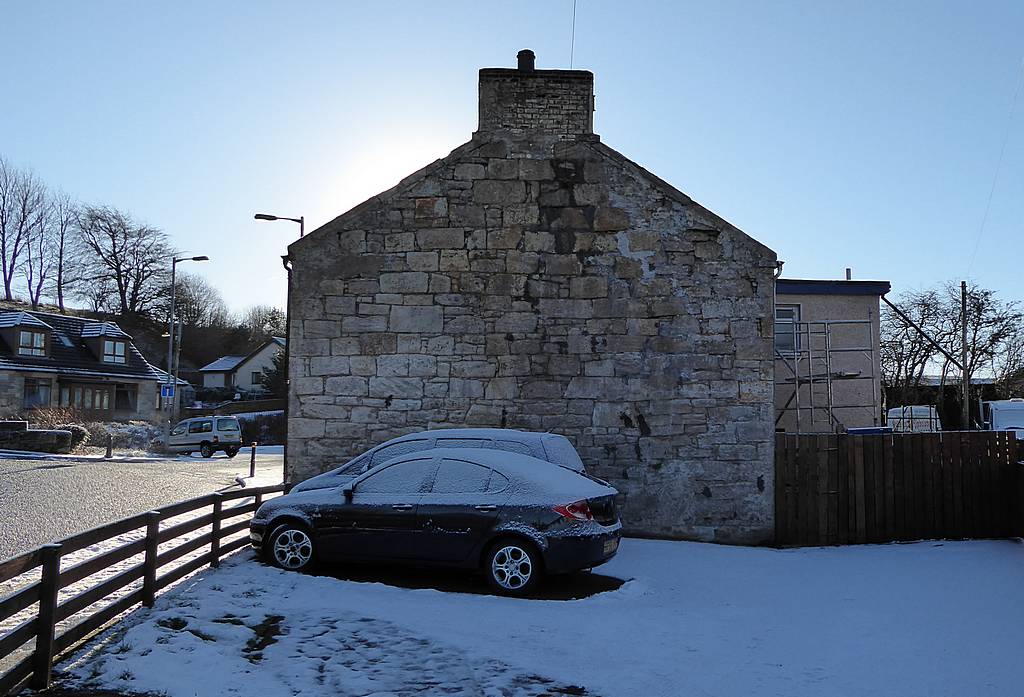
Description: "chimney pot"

(517, 49), (536, 72)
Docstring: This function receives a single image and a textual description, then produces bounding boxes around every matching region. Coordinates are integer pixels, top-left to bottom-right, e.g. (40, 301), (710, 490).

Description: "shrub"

(55, 424), (90, 451)
(82, 421), (163, 452)
(23, 406), (80, 429)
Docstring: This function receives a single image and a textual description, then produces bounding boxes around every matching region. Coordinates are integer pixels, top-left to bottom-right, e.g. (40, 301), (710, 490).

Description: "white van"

(982, 399), (1024, 440)
(168, 416), (243, 458)
(886, 405), (942, 433)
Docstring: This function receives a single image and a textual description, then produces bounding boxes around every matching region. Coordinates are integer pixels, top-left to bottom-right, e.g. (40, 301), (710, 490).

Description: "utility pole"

(961, 280), (970, 430)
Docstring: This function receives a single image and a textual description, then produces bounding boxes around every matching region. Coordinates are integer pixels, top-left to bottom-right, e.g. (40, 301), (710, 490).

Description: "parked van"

(886, 405), (942, 433)
(982, 399), (1024, 440)
(168, 416), (243, 458)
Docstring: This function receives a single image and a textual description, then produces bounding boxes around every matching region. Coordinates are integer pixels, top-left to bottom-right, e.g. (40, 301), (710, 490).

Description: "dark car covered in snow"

(288, 428), (589, 494)
(251, 448), (621, 596)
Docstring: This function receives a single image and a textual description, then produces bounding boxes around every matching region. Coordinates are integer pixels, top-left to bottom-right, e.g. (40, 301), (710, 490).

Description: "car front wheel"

(485, 539), (541, 596)
(200, 442), (214, 458)
(268, 523), (316, 572)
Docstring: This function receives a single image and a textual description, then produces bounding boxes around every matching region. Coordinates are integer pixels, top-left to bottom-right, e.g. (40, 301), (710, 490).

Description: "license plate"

(603, 538), (619, 555)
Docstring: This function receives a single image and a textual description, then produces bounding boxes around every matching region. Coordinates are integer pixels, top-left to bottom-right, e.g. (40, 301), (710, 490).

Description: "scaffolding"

(774, 317), (880, 433)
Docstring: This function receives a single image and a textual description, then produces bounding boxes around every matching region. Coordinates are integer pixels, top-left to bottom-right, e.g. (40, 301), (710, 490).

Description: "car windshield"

(216, 418), (240, 431)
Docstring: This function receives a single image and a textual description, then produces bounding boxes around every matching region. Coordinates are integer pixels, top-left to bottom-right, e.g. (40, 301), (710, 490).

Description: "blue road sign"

(160, 384), (175, 398)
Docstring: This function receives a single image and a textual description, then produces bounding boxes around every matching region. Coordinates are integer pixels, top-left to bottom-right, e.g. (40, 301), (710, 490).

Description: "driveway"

(0, 449), (283, 559)
(58, 538), (1024, 697)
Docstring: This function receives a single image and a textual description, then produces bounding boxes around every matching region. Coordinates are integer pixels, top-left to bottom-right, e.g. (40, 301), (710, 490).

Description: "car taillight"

(553, 500), (593, 522)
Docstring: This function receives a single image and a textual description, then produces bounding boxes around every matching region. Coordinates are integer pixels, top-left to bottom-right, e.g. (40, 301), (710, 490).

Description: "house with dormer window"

(0, 310), (181, 422)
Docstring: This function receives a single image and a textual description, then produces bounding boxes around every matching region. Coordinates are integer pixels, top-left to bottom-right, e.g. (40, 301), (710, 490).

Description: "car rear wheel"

(268, 523), (316, 572)
(200, 442), (214, 458)
(485, 539), (541, 596)
(225, 446), (239, 458)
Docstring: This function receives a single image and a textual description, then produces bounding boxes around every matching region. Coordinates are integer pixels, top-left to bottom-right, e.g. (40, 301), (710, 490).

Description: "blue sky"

(2, 1), (1022, 312)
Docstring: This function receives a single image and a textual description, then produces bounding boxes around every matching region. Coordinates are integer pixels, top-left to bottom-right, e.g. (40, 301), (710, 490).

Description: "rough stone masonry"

(285, 50), (779, 543)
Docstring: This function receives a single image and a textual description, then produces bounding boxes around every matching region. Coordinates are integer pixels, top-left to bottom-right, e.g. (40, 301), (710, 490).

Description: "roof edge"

(776, 279), (892, 296)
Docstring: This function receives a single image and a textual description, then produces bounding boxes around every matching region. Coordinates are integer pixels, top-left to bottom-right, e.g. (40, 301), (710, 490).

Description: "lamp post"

(164, 255), (209, 446)
(254, 213), (303, 481)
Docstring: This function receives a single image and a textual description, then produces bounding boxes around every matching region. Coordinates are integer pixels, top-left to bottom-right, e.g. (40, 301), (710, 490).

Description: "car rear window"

(541, 434), (586, 472)
(216, 418), (240, 431)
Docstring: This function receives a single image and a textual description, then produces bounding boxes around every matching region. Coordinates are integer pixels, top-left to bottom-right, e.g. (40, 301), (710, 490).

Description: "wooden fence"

(775, 432), (1022, 546)
(0, 484), (283, 695)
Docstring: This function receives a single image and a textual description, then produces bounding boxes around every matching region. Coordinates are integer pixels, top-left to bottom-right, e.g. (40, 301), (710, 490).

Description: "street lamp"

(254, 213), (304, 237)
(254, 213), (304, 481)
(164, 255), (209, 446)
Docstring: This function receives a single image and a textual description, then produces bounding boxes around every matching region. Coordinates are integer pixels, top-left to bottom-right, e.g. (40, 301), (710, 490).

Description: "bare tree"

(0, 159), (47, 301)
(239, 304), (287, 338)
(169, 271), (231, 327)
(75, 205), (173, 316)
(22, 202), (52, 308)
(882, 281), (1024, 401)
(48, 191), (79, 312)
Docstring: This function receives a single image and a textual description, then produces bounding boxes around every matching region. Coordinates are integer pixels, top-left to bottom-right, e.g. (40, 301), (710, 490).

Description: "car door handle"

(474, 505), (497, 512)
(392, 504), (413, 511)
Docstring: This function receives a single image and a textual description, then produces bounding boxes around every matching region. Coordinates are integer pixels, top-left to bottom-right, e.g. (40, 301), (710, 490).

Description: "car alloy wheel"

(200, 443), (214, 458)
(271, 527), (314, 571)
(489, 543), (536, 593)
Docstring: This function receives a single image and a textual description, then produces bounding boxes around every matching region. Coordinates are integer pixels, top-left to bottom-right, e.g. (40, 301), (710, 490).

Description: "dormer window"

(18, 330), (46, 357)
(103, 339), (127, 364)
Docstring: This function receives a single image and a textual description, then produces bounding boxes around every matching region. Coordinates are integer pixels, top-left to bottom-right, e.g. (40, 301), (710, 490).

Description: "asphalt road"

(0, 452), (284, 559)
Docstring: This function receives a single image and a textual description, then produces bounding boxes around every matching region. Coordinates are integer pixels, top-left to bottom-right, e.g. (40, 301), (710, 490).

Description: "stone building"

(285, 51), (778, 543)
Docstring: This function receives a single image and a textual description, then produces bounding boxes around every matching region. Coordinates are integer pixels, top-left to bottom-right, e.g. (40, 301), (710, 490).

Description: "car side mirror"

(342, 485), (354, 502)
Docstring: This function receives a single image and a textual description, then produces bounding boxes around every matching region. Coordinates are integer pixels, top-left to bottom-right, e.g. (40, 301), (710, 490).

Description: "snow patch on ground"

(58, 537), (1024, 696)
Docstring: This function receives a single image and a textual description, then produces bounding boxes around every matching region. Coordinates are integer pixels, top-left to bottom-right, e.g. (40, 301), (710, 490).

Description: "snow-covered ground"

(61, 538), (1024, 696)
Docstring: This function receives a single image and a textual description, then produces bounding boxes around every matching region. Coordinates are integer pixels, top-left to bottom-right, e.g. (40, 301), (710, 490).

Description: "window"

(495, 439), (533, 456)
(115, 384), (138, 412)
(541, 434), (586, 472)
(216, 418), (240, 432)
(358, 458), (435, 494)
(23, 379), (51, 409)
(436, 438), (489, 449)
(370, 439), (430, 467)
(103, 340), (127, 364)
(18, 330), (46, 357)
(338, 453), (371, 475)
(171, 422), (188, 436)
(774, 304), (801, 355)
(431, 460), (493, 494)
(252, 371), (263, 386)
(188, 420), (213, 434)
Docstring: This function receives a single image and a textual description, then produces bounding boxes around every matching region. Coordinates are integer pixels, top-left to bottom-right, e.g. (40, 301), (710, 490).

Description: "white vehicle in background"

(886, 405), (942, 433)
(981, 399), (1024, 440)
(167, 416), (243, 458)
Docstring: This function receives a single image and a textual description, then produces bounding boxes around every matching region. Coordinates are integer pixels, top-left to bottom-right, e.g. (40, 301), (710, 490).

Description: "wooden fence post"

(211, 493), (223, 568)
(30, 543), (62, 690)
(142, 511), (161, 608)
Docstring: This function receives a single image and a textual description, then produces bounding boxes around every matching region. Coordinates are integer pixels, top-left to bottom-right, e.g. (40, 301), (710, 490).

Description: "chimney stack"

(477, 50), (595, 139)
(517, 49), (535, 72)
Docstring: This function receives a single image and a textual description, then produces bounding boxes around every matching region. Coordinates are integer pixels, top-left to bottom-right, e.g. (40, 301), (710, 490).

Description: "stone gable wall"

(287, 134), (777, 544)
